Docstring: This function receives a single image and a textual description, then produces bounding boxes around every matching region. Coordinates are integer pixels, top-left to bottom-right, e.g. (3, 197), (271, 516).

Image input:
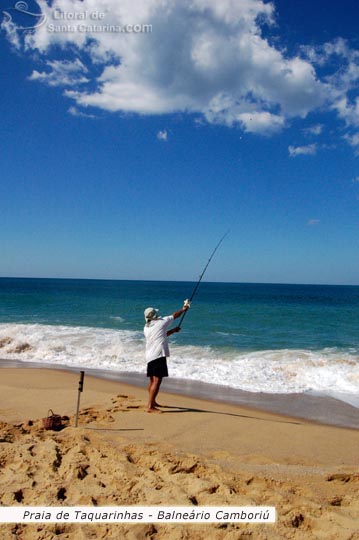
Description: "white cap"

(144, 307), (159, 321)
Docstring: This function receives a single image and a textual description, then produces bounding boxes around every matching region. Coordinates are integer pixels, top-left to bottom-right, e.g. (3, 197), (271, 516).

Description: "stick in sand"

(75, 370), (85, 427)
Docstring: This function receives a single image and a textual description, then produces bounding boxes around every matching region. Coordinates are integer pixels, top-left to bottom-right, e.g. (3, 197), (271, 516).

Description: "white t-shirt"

(144, 315), (174, 362)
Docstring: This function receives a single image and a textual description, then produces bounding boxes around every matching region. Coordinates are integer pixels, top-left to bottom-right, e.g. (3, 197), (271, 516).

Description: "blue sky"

(1, 0), (359, 285)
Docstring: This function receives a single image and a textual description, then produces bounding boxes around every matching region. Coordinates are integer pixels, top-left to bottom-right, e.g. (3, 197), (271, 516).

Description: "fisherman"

(144, 300), (190, 413)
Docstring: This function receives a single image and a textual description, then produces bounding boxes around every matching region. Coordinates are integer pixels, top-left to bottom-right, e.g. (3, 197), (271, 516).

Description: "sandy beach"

(0, 367), (359, 539)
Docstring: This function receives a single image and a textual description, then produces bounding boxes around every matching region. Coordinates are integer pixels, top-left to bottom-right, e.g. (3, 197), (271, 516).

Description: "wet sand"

(1, 358), (358, 429)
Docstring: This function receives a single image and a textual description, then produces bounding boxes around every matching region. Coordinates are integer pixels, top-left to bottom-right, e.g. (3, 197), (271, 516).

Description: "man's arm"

(166, 303), (190, 336)
(172, 304), (189, 320)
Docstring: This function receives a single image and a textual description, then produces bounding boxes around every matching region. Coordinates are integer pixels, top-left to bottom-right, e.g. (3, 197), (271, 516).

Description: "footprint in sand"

(327, 473), (359, 483)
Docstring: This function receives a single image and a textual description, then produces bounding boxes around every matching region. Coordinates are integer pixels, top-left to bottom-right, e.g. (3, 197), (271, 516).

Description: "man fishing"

(143, 232), (228, 413)
(144, 300), (190, 413)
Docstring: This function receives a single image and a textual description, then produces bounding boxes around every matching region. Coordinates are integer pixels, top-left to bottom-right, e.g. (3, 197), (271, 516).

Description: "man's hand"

(167, 326), (181, 336)
(173, 301), (190, 320)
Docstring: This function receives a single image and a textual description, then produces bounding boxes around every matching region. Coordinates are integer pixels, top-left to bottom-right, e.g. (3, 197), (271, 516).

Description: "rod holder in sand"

(75, 371), (85, 428)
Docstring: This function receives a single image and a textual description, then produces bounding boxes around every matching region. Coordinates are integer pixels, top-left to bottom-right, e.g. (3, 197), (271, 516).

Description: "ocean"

(0, 277), (359, 409)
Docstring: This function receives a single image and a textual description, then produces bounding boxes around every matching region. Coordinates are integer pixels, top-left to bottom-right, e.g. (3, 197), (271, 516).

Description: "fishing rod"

(178, 229), (230, 328)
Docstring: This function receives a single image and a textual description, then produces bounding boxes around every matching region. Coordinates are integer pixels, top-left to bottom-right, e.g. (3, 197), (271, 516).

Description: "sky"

(0, 0), (359, 285)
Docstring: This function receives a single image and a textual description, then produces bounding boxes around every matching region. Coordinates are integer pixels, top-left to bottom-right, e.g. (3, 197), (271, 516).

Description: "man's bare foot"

(145, 407), (163, 413)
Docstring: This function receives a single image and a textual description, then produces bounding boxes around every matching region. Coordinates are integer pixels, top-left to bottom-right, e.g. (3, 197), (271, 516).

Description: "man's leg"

(146, 376), (162, 412)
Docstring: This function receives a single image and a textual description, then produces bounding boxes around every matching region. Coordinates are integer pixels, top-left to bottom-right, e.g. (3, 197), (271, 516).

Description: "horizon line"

(0, 276), (358, 288)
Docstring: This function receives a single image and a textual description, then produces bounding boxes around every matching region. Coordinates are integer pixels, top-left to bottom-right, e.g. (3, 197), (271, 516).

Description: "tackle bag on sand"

(42, 409), (62, 431)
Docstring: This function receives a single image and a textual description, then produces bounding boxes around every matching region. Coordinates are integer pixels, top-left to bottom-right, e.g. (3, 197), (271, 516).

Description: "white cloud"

(301, 38), (352, 67)
(1, 15), (21, 49)
(334, 97), (359, 128)
(236, 112), (285, 134)
(6, 0), (359, 144)
(304, 124), (323, 136)
(307, 219), (320, 226)
(288, 144), (317, 157)
(28, 59), (89, 87)
(302, 38), (359, 137)
(344, 133), (359, 154)
(16, 0), (328, 135)
(157, 129), (168, 141)
(68, 106), (97, 119)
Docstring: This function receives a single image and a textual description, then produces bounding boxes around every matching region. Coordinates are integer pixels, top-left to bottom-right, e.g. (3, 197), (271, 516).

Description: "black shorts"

(147, 357), (168, 378)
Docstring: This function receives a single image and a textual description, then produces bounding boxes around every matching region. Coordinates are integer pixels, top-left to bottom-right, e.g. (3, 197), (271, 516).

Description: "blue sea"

(0, 278), (359, 407)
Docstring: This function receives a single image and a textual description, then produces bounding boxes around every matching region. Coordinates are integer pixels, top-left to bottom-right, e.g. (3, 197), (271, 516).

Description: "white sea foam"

(0, 323), (145, 372)
(110, 316), (125, 323)
(0, 323), (358, 406)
